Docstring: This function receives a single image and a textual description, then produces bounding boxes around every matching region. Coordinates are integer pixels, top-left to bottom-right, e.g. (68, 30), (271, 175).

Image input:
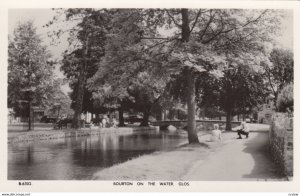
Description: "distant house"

(257, 95), (275, 124)
(8, 107), (46, 123)
(8, 108), (20, 124)
(32, 107), (45, 122)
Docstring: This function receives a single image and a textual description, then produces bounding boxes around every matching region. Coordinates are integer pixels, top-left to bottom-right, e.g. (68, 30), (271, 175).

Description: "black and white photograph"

(1, 1), (297, 192)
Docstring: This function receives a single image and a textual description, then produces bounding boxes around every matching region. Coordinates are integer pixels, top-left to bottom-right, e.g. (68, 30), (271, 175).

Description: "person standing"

(101, 116), (107, 128)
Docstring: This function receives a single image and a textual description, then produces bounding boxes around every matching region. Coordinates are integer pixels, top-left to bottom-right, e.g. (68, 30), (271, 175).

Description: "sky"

(9, 9), (72, 93)
(8, 9), (69, 62)
(8, 8), (294, 93)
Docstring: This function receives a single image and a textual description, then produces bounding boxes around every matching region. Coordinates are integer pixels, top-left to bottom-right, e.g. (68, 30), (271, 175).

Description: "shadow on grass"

(178, 142), (209, 149)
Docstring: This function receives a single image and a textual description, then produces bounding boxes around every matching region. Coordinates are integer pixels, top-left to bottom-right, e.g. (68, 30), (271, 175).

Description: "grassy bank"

(93, 133), (226, 181)
(8, 126), (159, 144)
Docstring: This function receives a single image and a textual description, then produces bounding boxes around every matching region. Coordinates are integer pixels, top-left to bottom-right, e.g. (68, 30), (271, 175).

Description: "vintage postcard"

(0, 0), (299, 193)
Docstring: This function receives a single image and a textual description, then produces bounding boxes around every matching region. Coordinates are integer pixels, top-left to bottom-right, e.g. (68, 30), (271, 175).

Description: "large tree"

(53, 9), (111, 128)
(93, 9), (280, 143)
(263, 48), (293, 111)
(88, 46), (167, 127)
(8, 21), (57, 127)
(50, 9), (282, 143)
(219, 63), (267, 130)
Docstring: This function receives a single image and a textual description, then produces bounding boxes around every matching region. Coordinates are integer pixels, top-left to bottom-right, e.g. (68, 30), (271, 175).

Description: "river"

(8, 130), (187, 180)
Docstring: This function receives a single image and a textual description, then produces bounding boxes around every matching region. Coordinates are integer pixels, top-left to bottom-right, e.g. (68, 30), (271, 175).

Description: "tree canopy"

(8, 21), (59, 116)
(263, 48), (293, 111)
(46, 9), (286, 143)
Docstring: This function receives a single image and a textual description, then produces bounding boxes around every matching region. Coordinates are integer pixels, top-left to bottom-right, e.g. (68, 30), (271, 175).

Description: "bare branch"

(265, 65), (277, 97)
(190, 9), (202, 33)
(199, 10), (215, 41)
(242, 9), (268, 28)
(202, 9), (268, 44)
(202, 14), (225, 44)
(166, 10), (182, 28)
(141, 37), (172, 40)
(143, 38), (178, 52)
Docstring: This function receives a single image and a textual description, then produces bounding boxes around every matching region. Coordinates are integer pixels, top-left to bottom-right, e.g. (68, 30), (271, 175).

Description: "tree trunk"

(161, 109), (164, 121)
(186, 71), (200, 143)
(140, 106), (151, 127)
(225, 108), (232, 131)
(72, 66), (86, 129)
(181, 8), (199, 144)
(118, 104), (125, 127)
(165, 110), (168, 120)
(72, 35), (89, 129)
(181, 9), (190, 42)
(28, 99), (32, 131)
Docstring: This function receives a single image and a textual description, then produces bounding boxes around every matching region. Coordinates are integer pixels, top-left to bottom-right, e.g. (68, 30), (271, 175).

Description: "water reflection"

(8, 131), (186, 180)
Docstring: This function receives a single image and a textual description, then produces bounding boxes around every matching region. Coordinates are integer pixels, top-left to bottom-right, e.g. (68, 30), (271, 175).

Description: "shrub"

(277, 83), (293, 112)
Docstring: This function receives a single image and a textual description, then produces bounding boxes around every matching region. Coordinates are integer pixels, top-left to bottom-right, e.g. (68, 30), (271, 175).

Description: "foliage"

(263, 48), (293, 110)
(47, 9), (114, 127)
(8, 21), (58, 116)
(58, 9), (110, 113)
(89, 8), (282, 139)
(45, 79), (73, 116)
(269, 48), (294, 89)
(277, 83), (293, 112)
(49, 8), (283, 138)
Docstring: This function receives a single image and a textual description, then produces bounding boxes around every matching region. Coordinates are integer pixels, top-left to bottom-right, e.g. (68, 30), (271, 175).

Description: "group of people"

(94, 116), (118, 128)
(54, 115), (119, 129)
(210, 121), (250, 141)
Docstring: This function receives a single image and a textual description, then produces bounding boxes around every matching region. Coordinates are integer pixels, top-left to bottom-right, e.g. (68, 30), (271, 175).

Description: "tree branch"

(199, 10), (215, 41)
(189, 9), (202, 33)
(143, 38), (178, 52)
(265, 65), (277, 98)
(166, 10), (182, 28)
(141, 37), (172, 40)
(202, 9), (268, 44)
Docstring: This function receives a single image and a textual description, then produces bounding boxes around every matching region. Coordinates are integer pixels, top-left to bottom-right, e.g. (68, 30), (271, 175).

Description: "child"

(210, 124), (222, 141)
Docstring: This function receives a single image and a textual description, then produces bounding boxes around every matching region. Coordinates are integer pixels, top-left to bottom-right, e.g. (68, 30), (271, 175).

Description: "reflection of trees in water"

(8, 142), (63, 166)
(9, 144), (34, 165)
(71, 133), (169, 167)
(8, 132), (186, 179)
(116, 132), (184, 151)
(72, 134), (121, 167)
(8, 142), (74, 180)
(27, 145), (33, 164)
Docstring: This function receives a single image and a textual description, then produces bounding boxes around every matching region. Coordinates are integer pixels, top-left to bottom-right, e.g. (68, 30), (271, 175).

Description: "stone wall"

(8, 126), (160, 144)
(269, 113), (293, 177)
(151, 120), (241, 131)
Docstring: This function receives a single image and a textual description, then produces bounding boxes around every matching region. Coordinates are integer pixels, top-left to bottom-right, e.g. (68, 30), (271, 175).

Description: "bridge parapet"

(151, 120), (241, 131)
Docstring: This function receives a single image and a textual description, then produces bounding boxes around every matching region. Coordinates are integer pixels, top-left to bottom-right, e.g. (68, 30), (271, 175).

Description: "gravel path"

(183, 132), (284, 181)
(93, 131), (285, 181)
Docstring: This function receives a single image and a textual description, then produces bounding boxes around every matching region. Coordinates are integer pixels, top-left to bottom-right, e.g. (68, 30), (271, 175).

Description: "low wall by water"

(269, 113), (293, 177)
(8, 126), (160, 144)
(151, 120), (241, 131)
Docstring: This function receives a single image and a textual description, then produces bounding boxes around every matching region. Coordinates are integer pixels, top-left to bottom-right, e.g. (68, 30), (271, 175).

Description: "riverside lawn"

(93, 125), (284, 181)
